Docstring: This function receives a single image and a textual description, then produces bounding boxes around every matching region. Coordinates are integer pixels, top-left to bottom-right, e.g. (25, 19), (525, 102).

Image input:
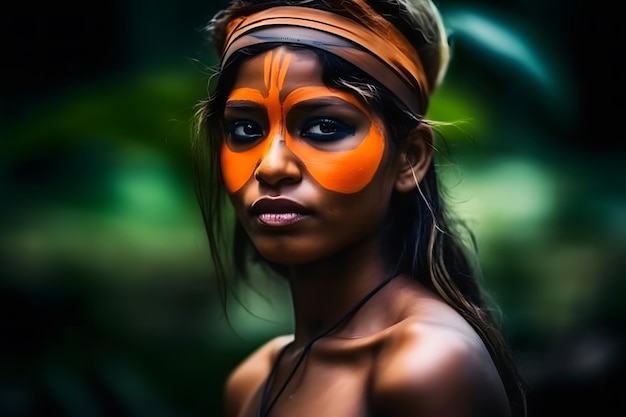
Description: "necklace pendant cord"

(257, 272), (400, 417)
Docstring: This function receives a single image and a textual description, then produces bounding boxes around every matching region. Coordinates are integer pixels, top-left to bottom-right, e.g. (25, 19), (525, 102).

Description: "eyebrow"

(293, 97), (353, 106)
(223, 100), (270, 117)
(224, 100), (263, 109)
(287, 97), (366, 116)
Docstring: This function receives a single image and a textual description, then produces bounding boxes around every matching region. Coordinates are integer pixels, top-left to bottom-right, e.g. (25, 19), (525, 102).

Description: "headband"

(221, 6), (429, 115)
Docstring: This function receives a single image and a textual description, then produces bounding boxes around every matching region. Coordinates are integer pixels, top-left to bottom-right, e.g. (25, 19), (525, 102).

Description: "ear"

(394, 123), (434, 193)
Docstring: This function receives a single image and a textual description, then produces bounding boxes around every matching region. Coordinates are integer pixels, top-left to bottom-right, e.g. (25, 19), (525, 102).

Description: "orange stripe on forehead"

(264, 49), (291, 102)
(277, 52), (291, 93)
(263, 51), (272, 89)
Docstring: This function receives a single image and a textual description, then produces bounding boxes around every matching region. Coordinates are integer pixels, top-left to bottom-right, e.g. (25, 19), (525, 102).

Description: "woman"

(192, 0), (527, 416)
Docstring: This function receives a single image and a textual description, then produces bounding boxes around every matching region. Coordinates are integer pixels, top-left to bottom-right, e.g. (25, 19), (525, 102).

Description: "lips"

(250, 198), (311, 227)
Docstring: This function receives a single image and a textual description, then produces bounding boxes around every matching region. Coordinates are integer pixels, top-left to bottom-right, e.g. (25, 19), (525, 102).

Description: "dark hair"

(191, 1), (527, 415)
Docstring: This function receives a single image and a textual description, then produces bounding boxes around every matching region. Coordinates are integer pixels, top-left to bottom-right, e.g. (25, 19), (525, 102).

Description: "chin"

(254, 241), (334, 267)
(257, 250), (319, 266)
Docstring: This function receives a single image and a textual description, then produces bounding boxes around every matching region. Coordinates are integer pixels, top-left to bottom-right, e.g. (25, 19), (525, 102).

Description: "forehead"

(232, 46), (325, 90)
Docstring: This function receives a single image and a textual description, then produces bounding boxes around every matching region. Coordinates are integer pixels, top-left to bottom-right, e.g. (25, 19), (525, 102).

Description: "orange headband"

(221, 6), (429, 115)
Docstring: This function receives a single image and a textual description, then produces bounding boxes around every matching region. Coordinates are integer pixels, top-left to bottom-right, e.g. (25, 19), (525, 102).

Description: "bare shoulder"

(370, 300), (511, 417)
(224, 334), (293, 417)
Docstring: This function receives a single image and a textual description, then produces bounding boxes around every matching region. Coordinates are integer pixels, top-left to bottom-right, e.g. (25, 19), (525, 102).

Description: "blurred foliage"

(2, 1), (624, 416)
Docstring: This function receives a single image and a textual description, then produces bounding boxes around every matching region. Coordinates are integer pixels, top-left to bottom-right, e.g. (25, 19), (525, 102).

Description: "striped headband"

(220, 6), (429, 115)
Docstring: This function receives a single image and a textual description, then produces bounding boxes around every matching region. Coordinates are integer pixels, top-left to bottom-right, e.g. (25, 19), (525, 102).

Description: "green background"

(2, 1), (624, 416)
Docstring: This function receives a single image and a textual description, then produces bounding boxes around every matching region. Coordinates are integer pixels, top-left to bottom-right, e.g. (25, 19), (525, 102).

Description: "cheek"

(220, 140), (267, 193)
(289, 121), (385, 194)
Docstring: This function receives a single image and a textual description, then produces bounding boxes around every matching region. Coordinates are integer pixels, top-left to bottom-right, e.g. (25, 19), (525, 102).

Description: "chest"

(239, 354), (375, 417)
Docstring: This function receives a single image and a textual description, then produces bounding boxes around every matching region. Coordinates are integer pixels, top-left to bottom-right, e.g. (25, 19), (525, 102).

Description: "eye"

(300, 118), (355, 142)
(226, 120), (264, 143)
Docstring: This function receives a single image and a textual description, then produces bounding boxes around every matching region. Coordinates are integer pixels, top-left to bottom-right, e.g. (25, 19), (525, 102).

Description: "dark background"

(2, 1), (624, 416)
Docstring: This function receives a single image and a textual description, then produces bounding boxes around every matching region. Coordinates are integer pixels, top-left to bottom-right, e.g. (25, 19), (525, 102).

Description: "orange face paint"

(220, 49), (385, 194)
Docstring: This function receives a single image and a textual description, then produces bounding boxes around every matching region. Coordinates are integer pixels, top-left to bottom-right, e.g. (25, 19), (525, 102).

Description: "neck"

(285, 240), (395, 348)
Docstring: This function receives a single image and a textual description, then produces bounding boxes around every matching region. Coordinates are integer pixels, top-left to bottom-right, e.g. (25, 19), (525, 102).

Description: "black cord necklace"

(257, 272), (399, 417)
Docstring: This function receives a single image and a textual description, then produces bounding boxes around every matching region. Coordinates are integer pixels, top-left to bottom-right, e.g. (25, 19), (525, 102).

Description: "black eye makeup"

(223, 100), (268, 146)
(225, 119), (264, 144)
(300, 117), (355, 142)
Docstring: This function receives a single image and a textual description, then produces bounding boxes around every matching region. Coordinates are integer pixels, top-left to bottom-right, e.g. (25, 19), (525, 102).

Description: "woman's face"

(221, 46), (399, 265)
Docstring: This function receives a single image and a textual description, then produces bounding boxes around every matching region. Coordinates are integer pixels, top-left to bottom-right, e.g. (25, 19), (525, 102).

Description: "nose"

(254, 133), (302, 187)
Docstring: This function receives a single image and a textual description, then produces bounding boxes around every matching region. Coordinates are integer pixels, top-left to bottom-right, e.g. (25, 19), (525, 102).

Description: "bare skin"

(222, 46), (512, 417)
(225, 275), (511, 417)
